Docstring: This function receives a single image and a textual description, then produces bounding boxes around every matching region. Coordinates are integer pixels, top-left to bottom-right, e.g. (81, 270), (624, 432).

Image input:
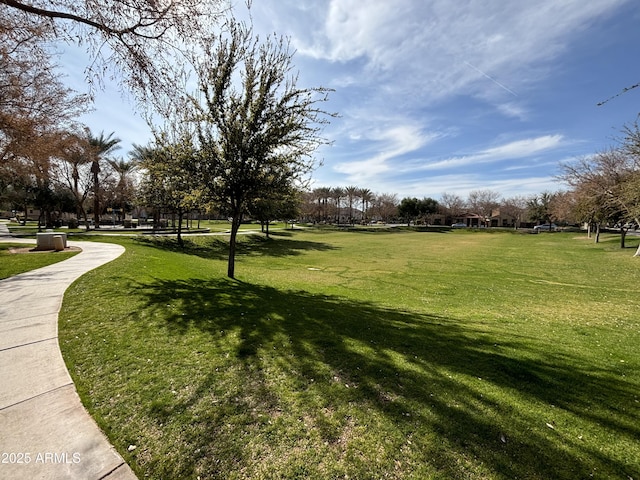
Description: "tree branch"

(0, 0), (167, 38)
(597, 82), (640, 106)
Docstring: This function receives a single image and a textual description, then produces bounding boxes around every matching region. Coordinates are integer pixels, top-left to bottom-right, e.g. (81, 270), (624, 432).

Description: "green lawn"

(0, 243), (78, 279)
(5, 221), (85, 235)
(59, 229), (640, 479)
(198, 219), (291, 232)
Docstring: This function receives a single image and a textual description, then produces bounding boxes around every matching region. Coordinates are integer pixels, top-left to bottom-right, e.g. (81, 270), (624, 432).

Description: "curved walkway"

(0, 227), (137, 479)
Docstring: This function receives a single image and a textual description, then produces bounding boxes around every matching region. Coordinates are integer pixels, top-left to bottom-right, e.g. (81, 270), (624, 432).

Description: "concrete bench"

(36, 232), (67, 251)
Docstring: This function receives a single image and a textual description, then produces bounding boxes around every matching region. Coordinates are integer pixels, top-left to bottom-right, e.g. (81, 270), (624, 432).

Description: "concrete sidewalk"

(0, 229), (137, 479)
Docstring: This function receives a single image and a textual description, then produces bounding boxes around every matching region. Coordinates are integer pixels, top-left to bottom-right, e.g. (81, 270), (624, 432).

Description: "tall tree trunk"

(73, 172), (81, 224)
(72, 191), (90, 230)
(595, 224), (600, 243)
(634, 243), (640, 257)
(153, 209), (160, 231)
(92, 162), (100, 228)
(620, 227), (627, 249)
(177, 210), (184, 247)
(45, 209), (53, 229)
(227, 213), (242, 279)
(82, 209), (90, 230)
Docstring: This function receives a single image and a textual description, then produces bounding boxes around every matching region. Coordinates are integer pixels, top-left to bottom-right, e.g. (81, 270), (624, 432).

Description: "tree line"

(1, 4), (333, 278)
(559, 120), (640, 255)
(3, 0), (640, 282)
(300, 186), (561, 229)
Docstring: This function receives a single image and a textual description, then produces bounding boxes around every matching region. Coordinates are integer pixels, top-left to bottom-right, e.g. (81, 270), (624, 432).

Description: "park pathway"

(0, 225), (137, 479)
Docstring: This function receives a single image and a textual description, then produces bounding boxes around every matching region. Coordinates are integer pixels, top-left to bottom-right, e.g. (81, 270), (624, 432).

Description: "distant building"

(452, 213), (484, 227)
(488, 208), (516, 228)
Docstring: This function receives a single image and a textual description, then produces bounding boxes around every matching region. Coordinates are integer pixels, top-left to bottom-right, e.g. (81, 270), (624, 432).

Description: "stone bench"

(36, 232), (67, 251)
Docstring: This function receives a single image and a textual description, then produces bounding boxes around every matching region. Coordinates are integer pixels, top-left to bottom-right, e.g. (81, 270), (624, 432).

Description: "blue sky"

(61, 0), (640, 200)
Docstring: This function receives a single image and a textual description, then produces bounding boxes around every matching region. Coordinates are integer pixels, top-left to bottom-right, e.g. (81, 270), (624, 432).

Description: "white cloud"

(288, 0), (629, 105)
(482, 135), (565, 158)
(55, 0), (636, 203)
(333, 123), (441, 181)
(390, 174), (561, 200)
(496, 102), (529, 121)
(416, 134), (565, 171)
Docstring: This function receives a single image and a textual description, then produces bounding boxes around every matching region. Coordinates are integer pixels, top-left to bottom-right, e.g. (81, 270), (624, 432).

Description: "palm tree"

(87, 131), (120, 228)
(108, 158), (138, 217)
(132, 143), (170, 229)
(129, 143), (154, 164)
(345, 185), (359, 224)
(359, 187), (373, 224)
(58, 133), (92, 228)
(313, 187), (331, 222)
(331, 186), (345, 224)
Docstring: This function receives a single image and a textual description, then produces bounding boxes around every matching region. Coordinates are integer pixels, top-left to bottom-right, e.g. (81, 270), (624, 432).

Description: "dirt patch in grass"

(8, 246), (82, 254)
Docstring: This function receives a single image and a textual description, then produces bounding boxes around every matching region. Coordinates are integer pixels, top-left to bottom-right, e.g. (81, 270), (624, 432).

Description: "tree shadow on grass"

(264, 229), (295, 237)
(129, 277), (639, 479)
(133, 234), (339, 261)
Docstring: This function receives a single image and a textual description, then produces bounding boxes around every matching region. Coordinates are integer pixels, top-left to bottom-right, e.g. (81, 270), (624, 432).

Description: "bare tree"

(53, 133), (95, 228)
(0, 28), (89, 227)
(0, 0), (231, 104)
(549, 191), (578, 227)
(560, 148), (639, 248)
(467, 189), (500, 226)
(371, 193), (398, 223)
(500, 196), (529, 229)
(439, 192), (465, 223)
(1, 29), (88, 163)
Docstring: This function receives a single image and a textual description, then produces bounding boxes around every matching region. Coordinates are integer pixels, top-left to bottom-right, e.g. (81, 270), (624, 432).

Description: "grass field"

(58, 229), (640, 479)
(0, 243), (78, 279)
